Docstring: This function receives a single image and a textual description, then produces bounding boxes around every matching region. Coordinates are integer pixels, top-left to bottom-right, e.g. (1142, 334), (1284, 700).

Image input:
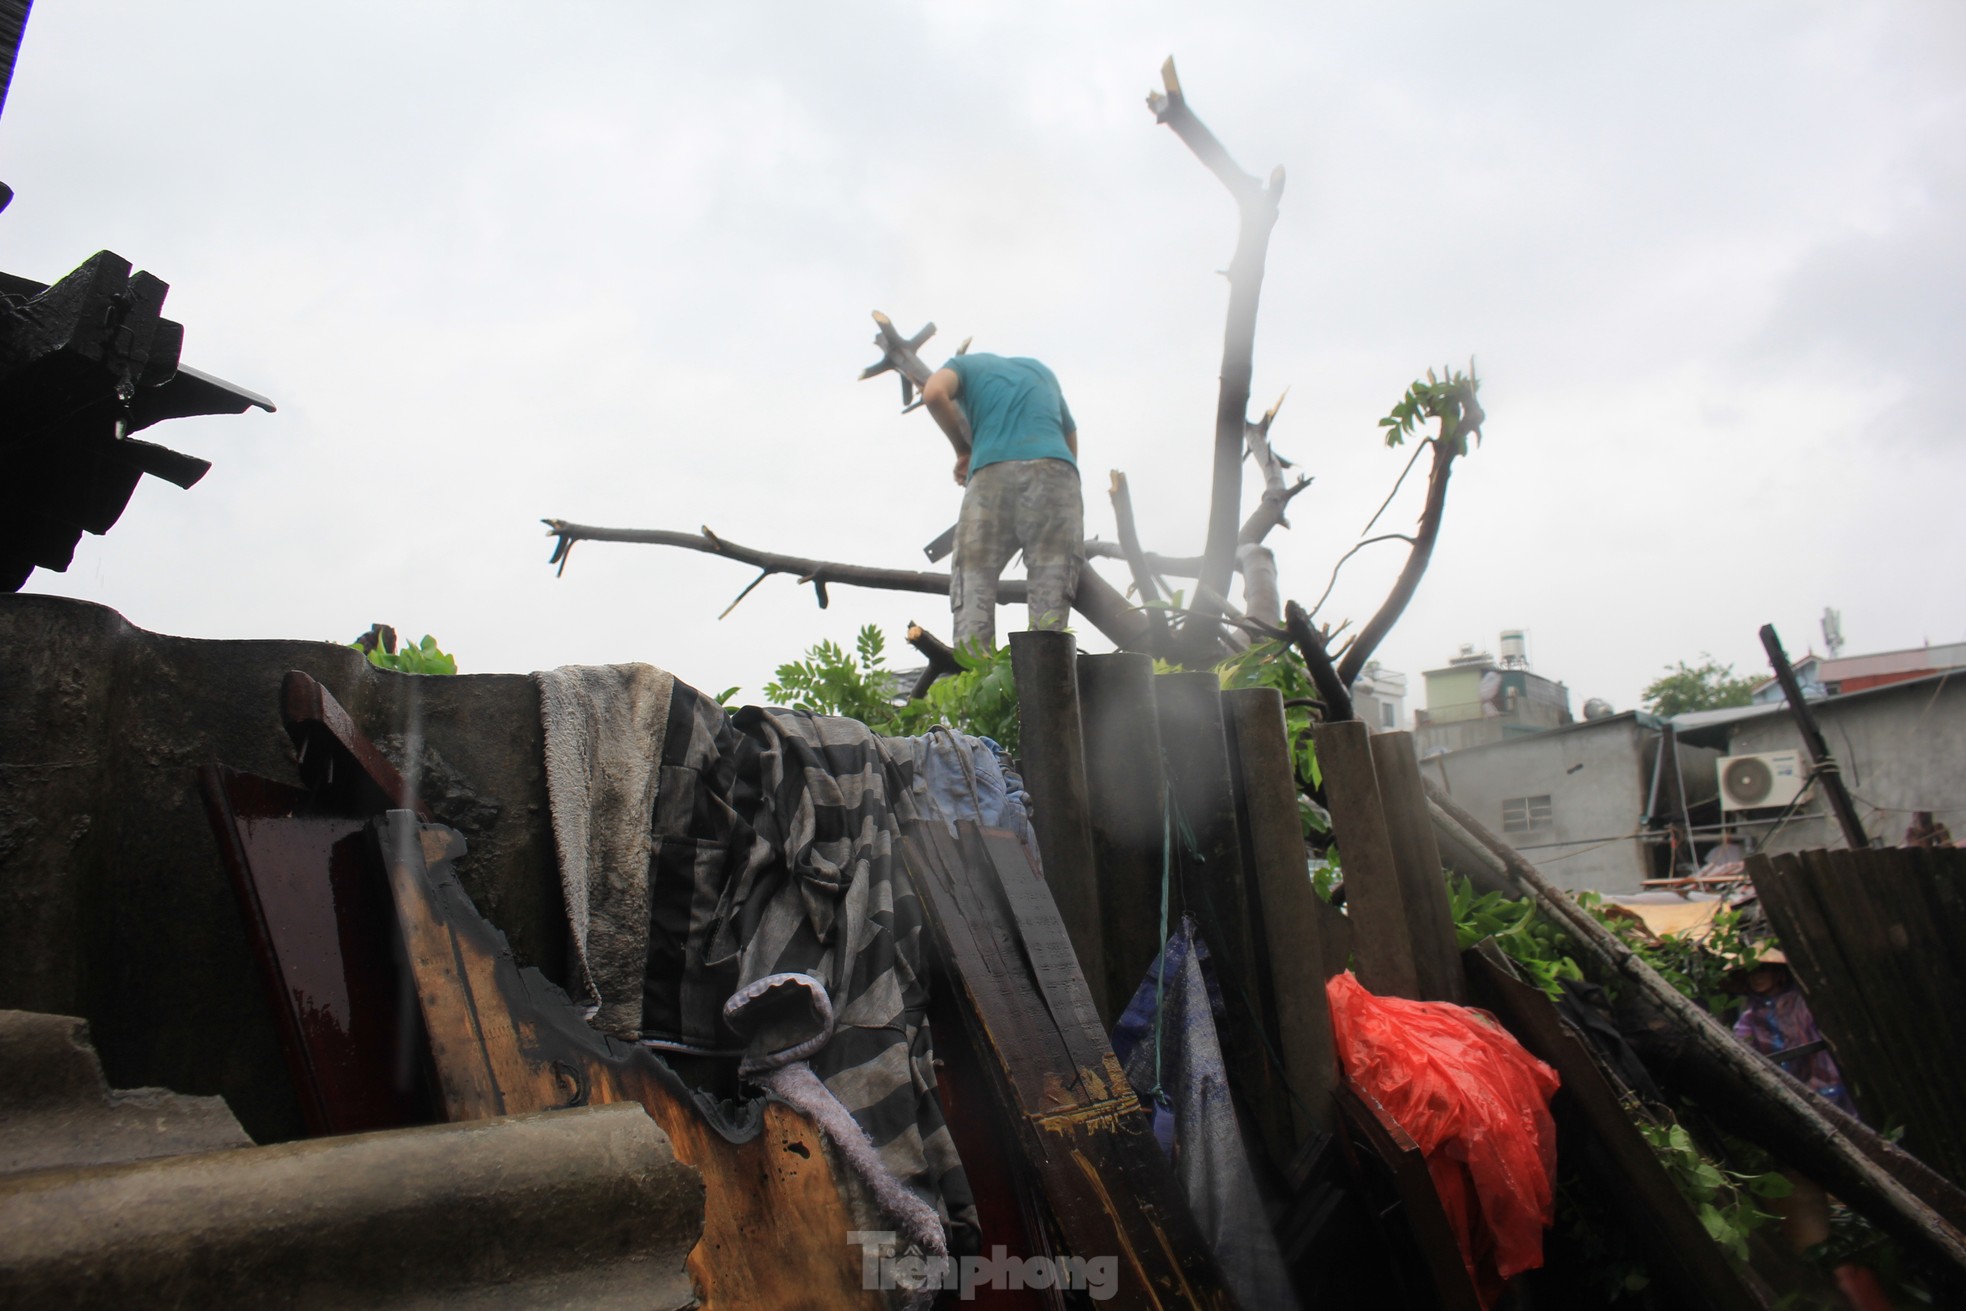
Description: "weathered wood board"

(1312, 721), (1420, 999)
(1221, 686), (1338, 1144)
(374, 810), (882, 1311)
(900, 821), (1238, 1311)
(1330, 1082), (1482, 1311)
(1750, 844), (1966, 1188)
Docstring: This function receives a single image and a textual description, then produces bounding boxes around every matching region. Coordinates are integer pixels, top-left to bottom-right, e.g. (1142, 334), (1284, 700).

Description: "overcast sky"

(8, 2), (1963, 714)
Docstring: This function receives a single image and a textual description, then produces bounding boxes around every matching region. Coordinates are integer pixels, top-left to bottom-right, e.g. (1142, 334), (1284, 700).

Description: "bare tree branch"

(717, 569), (773, 620)
(1358, 436), (1432, 538)
(1285, 600), (1353, 723)
(1336, 376), (1485, 686)
(1236, 389), (1311, 547)
(1245, 390), (1290, 490)
(1239, 474), (1313, 547)
(1192, 581), (1253, 653)
(542, 519), (1154, 652)
(1081, 539), (1206, 578)
(1237, 542), (1280, 628)
(1148, 57), (1285, 630)
(1304, 533), (1416, 620)
(1107, 470), (1170, 650)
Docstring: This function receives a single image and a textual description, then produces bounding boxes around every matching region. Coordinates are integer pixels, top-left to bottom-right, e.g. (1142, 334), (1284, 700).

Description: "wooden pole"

(1758, 623), (1869, 849)
(1223, 686), (1337, 1142)
(1008, 631), (1110, 1027)
(1311, 720), (1420, 999)
(1076, 652), (1172, 1022)
(1367, 731), (1466, 1004)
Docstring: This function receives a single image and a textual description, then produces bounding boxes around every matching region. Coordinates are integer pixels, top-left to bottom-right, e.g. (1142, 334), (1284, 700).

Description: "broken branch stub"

(1285, 600), (1353, 723)
(1238, 390), (1313, 548)
(858, 311), (937, 409)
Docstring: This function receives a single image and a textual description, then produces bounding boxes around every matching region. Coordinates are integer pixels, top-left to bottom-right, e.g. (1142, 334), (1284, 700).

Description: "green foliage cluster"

(1447, 877), (1584, 999)
(351, 633), (457, 675)
(1445, 877), (1793, 1266)
(1579, 891), (1766, 1020)
(1640, 654), (1761, 718)
(898, 642), (1022, 754)
(1634, 1115), (1790, 1261)
(761, 626), (904, 728)
(1379, 363), (1483, 455)
(762, 624), (1021, 754)
(760, 623), (1345, 781)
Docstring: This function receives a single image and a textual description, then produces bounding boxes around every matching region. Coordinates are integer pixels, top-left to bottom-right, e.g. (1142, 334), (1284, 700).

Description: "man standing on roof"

(920, 353), (1081, 651)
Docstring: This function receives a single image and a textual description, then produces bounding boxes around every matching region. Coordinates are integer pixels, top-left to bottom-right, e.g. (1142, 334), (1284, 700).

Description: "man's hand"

(954, 452), (970, 487)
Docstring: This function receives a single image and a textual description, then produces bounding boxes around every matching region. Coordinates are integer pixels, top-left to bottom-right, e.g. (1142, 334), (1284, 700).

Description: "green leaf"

(1697, 1202), (1730, 1243)
(1747, 1172), (1794, 1199)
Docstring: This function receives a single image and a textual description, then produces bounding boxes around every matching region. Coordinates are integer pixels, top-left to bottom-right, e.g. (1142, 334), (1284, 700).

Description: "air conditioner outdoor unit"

(1717, 750), (1808, 811)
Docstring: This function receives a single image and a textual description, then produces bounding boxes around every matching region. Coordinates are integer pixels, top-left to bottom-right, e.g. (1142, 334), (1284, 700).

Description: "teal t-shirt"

(943, 353), (1076, 474)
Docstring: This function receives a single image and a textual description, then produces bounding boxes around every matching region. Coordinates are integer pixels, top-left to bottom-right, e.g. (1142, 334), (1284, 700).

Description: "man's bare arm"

(922, 367), (973, 485)
(1065, 426), (1078, 459)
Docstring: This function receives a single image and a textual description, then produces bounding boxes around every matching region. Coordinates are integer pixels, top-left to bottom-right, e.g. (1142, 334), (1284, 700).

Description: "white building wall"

(1722, 677), (1966, 853)
(1419, 718), (1660, 894)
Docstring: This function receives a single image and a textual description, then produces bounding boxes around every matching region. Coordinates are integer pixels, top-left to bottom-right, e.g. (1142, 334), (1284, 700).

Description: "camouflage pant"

(951, 458), (1083, 650)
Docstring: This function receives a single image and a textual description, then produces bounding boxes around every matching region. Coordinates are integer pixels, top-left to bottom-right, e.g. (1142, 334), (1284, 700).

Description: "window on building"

(1502, 795), (1553, 835)
(1381, 701), (1396, 729)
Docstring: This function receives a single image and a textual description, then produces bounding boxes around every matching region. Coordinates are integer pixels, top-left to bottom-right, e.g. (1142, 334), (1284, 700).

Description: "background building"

(1413, 631), (1573, 756)
(1352, 661), (1408, 732)
(1675, 672), (1966, 855)
(1419, 712), (1719, 894)
(1747, 639), (1966, 704)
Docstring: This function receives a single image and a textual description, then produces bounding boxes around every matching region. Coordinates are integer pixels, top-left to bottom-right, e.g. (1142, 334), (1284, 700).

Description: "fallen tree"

(541, 59), (1481, 706)
(1424, 779), (1966, 1286)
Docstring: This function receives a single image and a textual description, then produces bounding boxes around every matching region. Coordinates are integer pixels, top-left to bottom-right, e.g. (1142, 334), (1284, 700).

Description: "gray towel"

(534, 663), (675, 1039)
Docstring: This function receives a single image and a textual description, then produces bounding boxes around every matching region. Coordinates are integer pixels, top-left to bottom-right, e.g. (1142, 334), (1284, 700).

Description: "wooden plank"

(1465, 942), (1763, 1311)
(975, 828), (1112, 1080)
(1009, 630), (1109, 1028)
(1152, 670), (1290, 1168)
(197, 765), (434, 1136)
(1077, 652), (1172, 1021)
(1825, 851), (1944, 1149)
(1748, 852), (1877, 1113)
(1331, 1083), (1482, 1311)
(372, 810), (883, 1311)
(1320, 908), (1352, 983)
(901, 822), (1238, 1311)
(1869, 848), (1966, 1172)
(1906, 847), (1966, 1184)
(280, 670), (432, 821)
(376, 817), (508, 1118)
(1221, 687), (1336, 1143)
(1803, 847), (1966, 1182)
(1367, 731), (1465, 1004)
(1312, 721), (1420, 999)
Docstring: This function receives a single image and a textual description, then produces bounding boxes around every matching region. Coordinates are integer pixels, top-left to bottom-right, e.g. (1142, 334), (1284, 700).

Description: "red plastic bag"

(1327, 971), (1560, 1301)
